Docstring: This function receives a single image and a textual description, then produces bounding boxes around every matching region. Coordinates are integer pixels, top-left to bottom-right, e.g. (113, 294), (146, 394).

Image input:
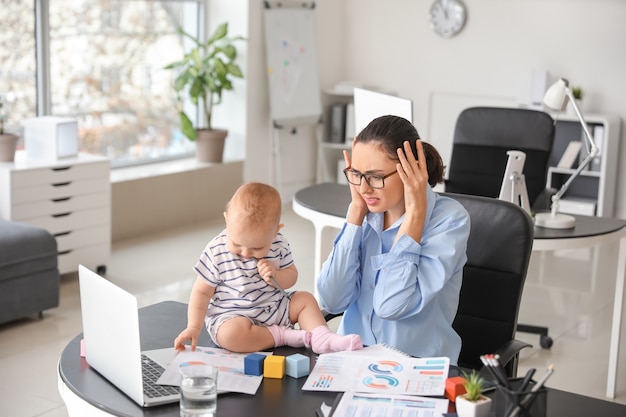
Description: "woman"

(316, 115), (470, 363)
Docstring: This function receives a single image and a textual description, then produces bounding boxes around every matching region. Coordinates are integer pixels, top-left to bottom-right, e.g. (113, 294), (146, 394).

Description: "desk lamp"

(534, 78), (599, 229)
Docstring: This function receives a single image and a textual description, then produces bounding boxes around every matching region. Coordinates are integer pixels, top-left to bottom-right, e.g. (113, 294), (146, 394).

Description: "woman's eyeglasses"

(343, 168), (398, 189)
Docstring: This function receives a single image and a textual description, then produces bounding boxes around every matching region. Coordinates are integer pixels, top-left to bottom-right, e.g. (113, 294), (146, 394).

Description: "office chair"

(444, 193), (534, 377)
(445, 106), (556, 349)
(324, 193), (534, 377)
(445, 106), (555, 212)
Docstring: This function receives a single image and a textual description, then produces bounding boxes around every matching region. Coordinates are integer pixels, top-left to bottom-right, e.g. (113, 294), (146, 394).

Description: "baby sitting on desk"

(174, 182), (363, 354)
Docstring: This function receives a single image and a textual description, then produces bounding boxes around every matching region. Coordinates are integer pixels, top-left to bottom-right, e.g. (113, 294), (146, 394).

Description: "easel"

(263, 1), (322, 195)
(271, 117), (323, 196)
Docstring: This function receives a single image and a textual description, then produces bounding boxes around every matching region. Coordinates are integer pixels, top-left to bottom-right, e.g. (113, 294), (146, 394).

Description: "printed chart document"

(324, 392), (449, 417)
(156, 346), (267, 395)
(303, 348), (450, 396)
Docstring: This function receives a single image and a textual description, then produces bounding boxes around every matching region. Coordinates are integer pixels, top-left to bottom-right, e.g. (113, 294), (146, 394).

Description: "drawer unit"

(0, 151), (111, 274)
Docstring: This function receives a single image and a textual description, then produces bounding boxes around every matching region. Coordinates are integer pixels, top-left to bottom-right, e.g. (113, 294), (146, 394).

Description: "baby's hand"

(257, 258), (277, 285)
(174, 326), (202, 352)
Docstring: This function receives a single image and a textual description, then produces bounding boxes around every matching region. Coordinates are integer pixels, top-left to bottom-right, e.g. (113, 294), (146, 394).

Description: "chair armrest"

(322, 310), (343, 322)
(531, 187), (557, 212)
(495, 339), (533, 377)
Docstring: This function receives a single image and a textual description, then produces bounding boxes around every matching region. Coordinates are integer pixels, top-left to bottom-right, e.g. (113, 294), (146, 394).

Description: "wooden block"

(264, 355), (286, 379)
(285, 353), (310, 378)
(244, 353), (265, 376)
(445, 376), (467, 402)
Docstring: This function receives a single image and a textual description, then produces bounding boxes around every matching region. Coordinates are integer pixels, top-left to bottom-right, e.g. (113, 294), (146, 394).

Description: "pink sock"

(310, 325), (363, 354)
(284, 327), (311, 348)
(267, 325), (311, 348)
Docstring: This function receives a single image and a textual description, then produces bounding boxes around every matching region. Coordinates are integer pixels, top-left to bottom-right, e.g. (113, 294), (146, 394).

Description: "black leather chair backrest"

(443, 192), (534, 375)
(446, 107), (555, 209)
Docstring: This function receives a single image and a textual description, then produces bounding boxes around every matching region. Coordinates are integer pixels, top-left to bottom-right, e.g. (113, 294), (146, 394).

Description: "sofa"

(0, 219), (59, 325)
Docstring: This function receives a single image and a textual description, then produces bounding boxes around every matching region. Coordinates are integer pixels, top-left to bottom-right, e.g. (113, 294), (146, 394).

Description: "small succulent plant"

(461, 370), (486, 402)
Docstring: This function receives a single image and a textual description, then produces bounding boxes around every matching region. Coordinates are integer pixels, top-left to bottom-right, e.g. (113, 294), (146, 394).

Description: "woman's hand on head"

(343, 148), (369, 224)
(396, 140), (429, 217)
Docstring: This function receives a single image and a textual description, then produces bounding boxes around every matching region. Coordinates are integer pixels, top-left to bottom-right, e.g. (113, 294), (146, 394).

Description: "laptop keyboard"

(141, 354), (179, 398)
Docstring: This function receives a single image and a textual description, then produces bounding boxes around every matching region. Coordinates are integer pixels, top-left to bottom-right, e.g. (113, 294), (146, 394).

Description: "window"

(0, 0), (36, 134)
(0, 0), (203, 167)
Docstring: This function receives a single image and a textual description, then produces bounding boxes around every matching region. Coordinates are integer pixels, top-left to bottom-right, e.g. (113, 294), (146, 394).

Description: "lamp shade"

(543, 78), (569, 111)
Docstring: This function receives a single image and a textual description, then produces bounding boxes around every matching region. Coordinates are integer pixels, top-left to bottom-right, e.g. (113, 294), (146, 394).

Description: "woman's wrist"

(347, 204), (367, 225)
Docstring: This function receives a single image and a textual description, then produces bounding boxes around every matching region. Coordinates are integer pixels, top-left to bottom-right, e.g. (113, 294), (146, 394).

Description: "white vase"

(455, 394), (493, 417)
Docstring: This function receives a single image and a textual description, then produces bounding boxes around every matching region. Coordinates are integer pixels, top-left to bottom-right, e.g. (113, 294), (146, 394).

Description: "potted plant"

(164, 22), (244, 163)
(455, 370), (492, 417)
(567, 86), (584, 116)
(0, 94), (19, 162)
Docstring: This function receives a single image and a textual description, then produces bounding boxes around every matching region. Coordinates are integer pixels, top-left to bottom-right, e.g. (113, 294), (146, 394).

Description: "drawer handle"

(52, 181), (71, 187)
(58, 250), (72, 255)
(52, 197), (71, 203)
(52, 212), (72, 218)
(52, 166), (71, 172)
(54, 231), (72, 237)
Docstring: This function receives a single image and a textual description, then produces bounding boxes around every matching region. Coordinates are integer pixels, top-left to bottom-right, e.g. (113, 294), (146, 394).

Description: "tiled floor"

(1, 204), (625, 416)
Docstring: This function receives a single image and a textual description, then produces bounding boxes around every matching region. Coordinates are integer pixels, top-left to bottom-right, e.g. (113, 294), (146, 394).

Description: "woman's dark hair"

(355, 115), (445, 187)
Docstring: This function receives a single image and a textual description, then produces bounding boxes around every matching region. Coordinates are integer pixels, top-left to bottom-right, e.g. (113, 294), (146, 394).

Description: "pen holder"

(494, 377), (547, 417)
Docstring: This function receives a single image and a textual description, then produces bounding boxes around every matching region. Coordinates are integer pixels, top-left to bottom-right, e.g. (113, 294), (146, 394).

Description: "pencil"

(269, 276), (290, 298)
(255, 257), (289, 298)
(509, 364), (554, 417)
(518, 368), (536, 392)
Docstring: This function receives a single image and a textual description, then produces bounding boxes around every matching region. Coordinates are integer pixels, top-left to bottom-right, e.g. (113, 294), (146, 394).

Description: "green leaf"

(180, 112), (196, 141)
(222, 44), (236, 60)
(207, 23), (228, 45)
(227, 64), (243, 78)
(173, 73), (189, 92)
(189, 77), (204, 100)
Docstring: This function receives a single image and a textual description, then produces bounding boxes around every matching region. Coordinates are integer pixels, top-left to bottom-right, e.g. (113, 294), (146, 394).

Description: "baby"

(174, 182), (362, 354)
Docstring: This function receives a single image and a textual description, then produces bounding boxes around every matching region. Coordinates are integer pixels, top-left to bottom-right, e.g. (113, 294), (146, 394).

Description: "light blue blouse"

(316, 187), (470, 363)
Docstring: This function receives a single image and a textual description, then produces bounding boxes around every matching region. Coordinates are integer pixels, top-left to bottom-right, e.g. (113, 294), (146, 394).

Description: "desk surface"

(58, 301), (626, 417)
(294, 182), (626, 240)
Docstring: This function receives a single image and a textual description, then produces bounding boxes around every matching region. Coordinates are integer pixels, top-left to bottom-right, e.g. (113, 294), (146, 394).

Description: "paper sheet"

(331, 392), (449, 417)
(156, 346), (268, 395)
(303, 350), (449, 396)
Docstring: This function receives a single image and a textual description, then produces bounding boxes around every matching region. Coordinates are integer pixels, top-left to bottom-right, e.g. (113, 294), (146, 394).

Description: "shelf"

(546, 114), (621, 217)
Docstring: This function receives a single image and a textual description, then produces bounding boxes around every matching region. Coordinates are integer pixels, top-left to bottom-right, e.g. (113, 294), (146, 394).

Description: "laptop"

(78, 264), (180, 407)
(353, 87), (413, 134)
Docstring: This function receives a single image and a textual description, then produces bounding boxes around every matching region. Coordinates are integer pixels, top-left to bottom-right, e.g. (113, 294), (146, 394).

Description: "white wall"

(243, 0), (626, 217)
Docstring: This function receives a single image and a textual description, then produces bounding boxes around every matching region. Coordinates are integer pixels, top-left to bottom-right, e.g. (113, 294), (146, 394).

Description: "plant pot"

(195, 128), (227, 163)
(0, 133), (19, 162)
(455, 394), (492, 417)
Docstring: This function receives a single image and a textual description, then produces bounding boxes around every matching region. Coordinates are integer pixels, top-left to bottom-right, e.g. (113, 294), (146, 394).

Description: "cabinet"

(317, 90), (353, 183)
(547, 113), (621, 217)
(0, 151), (111, 274)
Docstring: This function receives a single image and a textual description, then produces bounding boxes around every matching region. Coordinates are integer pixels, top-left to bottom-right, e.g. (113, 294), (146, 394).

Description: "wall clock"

(429, 0), (467, 38)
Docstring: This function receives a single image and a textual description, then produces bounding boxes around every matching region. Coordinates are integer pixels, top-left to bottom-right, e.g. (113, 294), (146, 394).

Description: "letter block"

(285, 353), (310, 378)
(264, 355), (286, 379)
(244, 353), (266, 376)
(445, 376), (467, 402)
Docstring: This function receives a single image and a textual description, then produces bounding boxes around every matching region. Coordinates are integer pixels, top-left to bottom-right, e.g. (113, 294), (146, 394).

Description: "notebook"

(78, 264), (180, 407)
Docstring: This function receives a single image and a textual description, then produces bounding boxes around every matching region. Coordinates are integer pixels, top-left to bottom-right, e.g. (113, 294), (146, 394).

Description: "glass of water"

(179, 363), (218, 417)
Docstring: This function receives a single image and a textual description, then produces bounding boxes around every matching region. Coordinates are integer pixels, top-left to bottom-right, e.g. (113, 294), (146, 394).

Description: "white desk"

(293, 182), (626, 399)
